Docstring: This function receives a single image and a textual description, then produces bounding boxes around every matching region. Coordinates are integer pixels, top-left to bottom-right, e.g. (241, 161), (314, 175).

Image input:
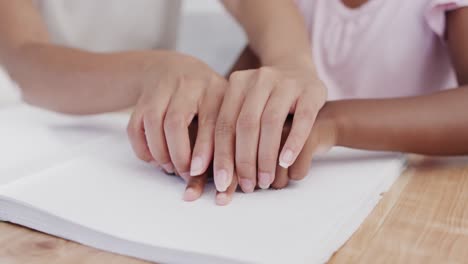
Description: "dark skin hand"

(183, 7), (468, 205)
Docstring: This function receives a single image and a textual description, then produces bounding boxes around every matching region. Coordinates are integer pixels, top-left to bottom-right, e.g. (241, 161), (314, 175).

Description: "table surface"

(0, 157), (467, 264)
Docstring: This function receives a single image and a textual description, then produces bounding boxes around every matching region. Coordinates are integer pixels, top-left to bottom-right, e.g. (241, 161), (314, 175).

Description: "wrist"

(131, 50), (174, 99)
(317, 101), (345, 148)
(261, 50), (314, 69)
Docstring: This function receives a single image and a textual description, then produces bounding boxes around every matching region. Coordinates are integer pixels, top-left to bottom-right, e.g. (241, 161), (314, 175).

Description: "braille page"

(0, 133), (403, 264)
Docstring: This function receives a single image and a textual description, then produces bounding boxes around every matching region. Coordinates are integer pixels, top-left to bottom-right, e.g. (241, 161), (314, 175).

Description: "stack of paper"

(0, 104), (402, 264)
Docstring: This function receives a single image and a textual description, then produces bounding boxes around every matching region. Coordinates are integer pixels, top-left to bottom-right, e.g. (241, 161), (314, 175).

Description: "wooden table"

(1, 157), (467, 264)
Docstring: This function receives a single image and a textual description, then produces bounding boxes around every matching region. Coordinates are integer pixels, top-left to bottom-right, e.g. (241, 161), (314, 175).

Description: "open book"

(0, 105), (403, 264)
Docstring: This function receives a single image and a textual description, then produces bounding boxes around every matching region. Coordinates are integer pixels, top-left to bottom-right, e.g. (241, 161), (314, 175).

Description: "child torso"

(296, 0), (461, 100)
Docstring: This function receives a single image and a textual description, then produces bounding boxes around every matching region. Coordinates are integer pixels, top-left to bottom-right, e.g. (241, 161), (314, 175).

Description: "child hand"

(180, 119), (239, 206)
(214, 57), (327, 193)
(127, 51), (227, 181)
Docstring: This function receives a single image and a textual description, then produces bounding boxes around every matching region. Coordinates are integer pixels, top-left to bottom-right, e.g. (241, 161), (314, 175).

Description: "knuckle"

(228, 71), (244, 83)
(229, 69), (256, 84)
(235, 160), (256, 175)
(144, 108), (163, 126)
(309, 80), (328, 100)
(178, 74), (205, 89)
(215, 119), (235, 137)
(164, 112), (186, 131)
(256, 66), (274, 79)
(258, 154), (278, 167)
(199, 112), (218, 127)
(261, 110), (283, 127)
(211, 74), (228, 88)
(237, 113), (259, 131)
(278, 78), (299, 89)
(295, 106), (317, 121)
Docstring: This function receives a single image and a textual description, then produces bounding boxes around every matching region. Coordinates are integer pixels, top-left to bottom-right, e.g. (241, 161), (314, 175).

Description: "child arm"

(317, 8), (468, 156)
(276, 8), (468, 186)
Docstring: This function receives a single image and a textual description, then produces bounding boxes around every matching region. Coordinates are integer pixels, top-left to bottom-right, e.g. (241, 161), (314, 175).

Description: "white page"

(0, 132), (402, 264)
(0, 104), (128, 185)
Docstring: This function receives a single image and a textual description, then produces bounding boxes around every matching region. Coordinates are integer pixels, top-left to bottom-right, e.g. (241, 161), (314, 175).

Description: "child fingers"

(183, 173), (208, 202)
(164, 80), (204, 179)
(257, 87), (297, 190)
(279, 93), (319, 169)
(271, 165), (289, 189)
(271, 117), (293, 189)
(216, 172), (238, 206)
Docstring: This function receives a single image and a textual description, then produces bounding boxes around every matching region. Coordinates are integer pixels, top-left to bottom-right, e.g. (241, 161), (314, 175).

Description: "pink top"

(295, 0), (468, 100)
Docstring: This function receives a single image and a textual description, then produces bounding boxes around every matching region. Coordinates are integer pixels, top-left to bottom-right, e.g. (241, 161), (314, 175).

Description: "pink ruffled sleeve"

(425, 0), (468, 37)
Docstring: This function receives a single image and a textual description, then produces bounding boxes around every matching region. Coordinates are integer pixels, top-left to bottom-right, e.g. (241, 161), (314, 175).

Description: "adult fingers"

(236, 68), (276, 192)
(279, 91), (319, 168)
(213, 71), (251, 192)
(257, 84), (298, 190)
(127, 108), (154, 164)
(141, 83), (175, 173)
(190, 77), (226, 177)
(164, 77), (204, 179)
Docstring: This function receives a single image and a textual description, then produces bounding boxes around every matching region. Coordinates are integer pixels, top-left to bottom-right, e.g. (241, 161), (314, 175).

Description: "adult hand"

(214, 57), (327, 193)
(183, 108), (337, 205)
(127, 51), (227, 182)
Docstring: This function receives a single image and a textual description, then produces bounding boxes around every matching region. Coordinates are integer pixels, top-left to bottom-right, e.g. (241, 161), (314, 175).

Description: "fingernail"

(150, 161), (160, 168)
(180, 172), (190, 182)
(162, 163), (175, 174)
(183, 188), (198, 201)
(190, 156), (204, 176)
(215, 169), (230, 192)
(216, 193), (231, 206)
(258, 172), (271, 189)
(240, 179), (255, 193)
(279, 149), (294, 168)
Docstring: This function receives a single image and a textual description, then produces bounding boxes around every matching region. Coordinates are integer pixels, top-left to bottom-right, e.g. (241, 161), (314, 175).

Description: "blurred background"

(0, 0), (247, 106)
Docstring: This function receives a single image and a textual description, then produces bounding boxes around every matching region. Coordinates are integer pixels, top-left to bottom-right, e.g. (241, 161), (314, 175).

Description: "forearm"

(324, 87), (468, 155)
(0, 0), (155, 114)
(2, 43), (159, 114)
(223, 0), (312, 66)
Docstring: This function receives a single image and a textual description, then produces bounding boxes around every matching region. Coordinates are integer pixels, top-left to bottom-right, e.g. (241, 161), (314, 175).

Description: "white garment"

(33, 0), (182, 52)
